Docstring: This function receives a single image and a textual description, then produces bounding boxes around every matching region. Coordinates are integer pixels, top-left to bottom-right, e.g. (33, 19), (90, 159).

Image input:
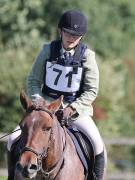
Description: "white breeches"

(71, 115), (104, 155)
(7, 116), (104, 156)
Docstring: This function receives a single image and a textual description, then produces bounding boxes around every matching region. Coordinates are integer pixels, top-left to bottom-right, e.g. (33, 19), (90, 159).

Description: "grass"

(0, 177), (7, 180)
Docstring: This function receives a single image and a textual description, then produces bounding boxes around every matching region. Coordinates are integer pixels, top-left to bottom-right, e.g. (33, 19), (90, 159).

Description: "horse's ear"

(20, 90), (33, 110)
(47, 95), (63, 112)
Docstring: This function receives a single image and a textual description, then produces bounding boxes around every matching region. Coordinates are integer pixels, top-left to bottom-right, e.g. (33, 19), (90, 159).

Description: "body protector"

(42, 40), (87, 103)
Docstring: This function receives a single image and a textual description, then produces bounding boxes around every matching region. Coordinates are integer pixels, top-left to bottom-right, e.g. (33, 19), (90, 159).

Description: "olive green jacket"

(27, 42), (99, 116)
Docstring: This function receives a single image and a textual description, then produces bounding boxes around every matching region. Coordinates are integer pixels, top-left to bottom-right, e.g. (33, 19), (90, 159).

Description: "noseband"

(21, 146), (48, 171)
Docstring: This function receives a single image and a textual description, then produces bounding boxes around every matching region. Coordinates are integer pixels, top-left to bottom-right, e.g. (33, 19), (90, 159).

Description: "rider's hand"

(63, 106), (74, 119)
(55, 106), (76, 127)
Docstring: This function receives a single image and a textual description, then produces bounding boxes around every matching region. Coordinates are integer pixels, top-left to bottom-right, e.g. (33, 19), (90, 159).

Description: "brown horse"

(13, 91), (85, 180)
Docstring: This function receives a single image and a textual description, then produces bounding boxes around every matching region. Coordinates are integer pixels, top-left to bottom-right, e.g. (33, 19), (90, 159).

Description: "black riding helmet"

(58, 10), (87, 36)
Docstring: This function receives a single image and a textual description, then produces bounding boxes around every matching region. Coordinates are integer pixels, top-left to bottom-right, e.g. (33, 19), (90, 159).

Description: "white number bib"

(45, 62), (83, 92)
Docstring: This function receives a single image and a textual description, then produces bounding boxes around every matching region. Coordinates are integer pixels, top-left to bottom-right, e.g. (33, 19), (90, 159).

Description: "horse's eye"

(42, 127), (51, 132)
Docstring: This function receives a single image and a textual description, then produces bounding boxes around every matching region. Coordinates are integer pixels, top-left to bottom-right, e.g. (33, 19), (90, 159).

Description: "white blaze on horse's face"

(32, 117), (36, 123)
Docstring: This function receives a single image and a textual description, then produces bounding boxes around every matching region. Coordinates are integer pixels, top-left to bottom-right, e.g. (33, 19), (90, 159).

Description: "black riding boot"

(7, 150), (16, 180)
(93, 151), (105, 180)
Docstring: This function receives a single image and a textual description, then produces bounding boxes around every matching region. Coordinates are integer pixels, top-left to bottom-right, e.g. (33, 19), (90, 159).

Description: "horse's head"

(16, 91), (63, 178)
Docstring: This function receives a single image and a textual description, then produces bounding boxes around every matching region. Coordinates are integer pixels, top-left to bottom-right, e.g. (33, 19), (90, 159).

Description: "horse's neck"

(42, 121), (65, 169)
(51, 121), (65, 155)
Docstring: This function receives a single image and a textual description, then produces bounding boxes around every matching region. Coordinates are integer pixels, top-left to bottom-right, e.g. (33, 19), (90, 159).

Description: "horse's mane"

(26, 97), (49, 113)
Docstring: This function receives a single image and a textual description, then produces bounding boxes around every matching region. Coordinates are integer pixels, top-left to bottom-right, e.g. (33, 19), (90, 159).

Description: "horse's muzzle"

(16, 162), (38, 178)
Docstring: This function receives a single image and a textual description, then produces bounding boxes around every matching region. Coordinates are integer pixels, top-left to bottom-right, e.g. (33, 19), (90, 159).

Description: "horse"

(11, 91), (87, 180)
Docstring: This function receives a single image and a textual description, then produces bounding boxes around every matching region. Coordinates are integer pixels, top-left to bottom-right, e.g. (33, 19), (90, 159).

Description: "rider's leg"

(72, 115), (107, 180)
(7, 126), (21, 180)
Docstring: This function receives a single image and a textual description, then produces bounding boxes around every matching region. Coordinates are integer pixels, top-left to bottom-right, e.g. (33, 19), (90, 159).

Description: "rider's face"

(61, 30), (82, 50)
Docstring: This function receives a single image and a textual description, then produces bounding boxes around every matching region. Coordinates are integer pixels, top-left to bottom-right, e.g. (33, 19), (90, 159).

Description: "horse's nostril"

(29, 164), (38, 170)
(16, 162), (23, 172)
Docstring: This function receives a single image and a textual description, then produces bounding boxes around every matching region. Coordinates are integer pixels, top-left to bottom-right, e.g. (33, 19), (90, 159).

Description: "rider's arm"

(27, 44), (50, 100)
(70, 48), (99, 116)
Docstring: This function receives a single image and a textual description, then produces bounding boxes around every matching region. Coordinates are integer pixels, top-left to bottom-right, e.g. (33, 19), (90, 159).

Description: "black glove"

(55, 107), (74, 127)
(55, 109), (63, 122)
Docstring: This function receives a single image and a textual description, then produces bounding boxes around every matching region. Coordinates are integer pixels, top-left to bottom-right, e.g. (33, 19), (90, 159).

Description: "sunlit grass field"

(0, 176), (7, 180)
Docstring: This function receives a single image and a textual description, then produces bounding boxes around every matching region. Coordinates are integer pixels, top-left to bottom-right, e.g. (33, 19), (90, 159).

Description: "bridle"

(20, 145), (49, 171)
(17, 107), (66, 178)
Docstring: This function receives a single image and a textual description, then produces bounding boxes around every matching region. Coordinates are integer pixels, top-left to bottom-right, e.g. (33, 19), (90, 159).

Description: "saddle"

(67, 127), (95, 180)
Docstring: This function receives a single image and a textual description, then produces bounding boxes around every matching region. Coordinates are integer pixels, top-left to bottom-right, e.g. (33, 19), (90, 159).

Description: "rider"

(7, 10), (107, 179)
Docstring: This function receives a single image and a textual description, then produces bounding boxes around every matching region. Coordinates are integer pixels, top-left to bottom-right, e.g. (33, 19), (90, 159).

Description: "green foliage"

(0, 46), (39, 131)
(1, 0), (135, 57)
(0, 142), (6, 167)
(95, 55), (135, 137)
(107, 145), (135, 173)
(86, 0), (135, 57)
(0, 0), (46, 48)
(0, 176), (7, 180)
